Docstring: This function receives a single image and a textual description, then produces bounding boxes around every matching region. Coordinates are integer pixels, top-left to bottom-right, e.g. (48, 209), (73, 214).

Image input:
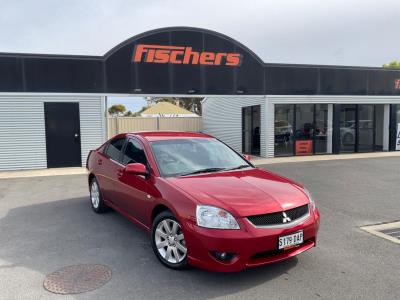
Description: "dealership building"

(0, 27), (400, 170)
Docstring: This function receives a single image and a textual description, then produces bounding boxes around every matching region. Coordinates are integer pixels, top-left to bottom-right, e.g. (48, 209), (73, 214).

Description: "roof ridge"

(141, 101), (197, 115)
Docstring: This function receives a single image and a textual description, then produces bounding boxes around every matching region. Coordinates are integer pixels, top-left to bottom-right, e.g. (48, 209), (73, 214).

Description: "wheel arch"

(151, 204), (172, 222)
(88, 173), (96, 186)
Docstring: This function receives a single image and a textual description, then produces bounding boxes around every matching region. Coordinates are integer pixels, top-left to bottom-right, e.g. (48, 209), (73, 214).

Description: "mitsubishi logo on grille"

(282, 212), (291, 223)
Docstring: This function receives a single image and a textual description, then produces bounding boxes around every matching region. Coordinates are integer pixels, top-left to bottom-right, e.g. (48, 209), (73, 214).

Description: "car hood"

(166, 168), (309, 217)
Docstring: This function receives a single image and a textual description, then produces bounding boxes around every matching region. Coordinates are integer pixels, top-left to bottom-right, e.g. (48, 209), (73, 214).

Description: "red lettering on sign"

(132, 44), (242, 66)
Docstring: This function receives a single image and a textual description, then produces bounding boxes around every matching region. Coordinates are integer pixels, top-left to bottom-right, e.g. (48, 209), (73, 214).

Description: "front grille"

(247, 204), (309, 227)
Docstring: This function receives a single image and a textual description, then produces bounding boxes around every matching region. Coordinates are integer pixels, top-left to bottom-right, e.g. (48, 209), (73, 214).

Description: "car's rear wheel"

(151, 211), (188, 270)
(90, 177), (108, 213)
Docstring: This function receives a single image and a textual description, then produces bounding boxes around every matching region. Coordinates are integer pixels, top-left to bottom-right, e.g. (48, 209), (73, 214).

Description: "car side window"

(122, 139), (147, 166)
(105, 138), (125, 162)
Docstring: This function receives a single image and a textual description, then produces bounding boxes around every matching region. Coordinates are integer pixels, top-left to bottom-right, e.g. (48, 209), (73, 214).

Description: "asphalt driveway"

(0, 156), (399, 299)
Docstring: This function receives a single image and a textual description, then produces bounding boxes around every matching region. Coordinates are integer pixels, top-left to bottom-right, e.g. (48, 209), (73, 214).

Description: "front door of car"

(115, 138), (150, 224)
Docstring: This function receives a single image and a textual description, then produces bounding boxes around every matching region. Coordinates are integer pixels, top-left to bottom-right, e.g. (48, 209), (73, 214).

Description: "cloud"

(0, 0), (399, 66)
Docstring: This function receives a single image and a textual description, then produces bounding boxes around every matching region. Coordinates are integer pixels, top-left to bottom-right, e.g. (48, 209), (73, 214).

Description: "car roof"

(114, 131), (214, 142)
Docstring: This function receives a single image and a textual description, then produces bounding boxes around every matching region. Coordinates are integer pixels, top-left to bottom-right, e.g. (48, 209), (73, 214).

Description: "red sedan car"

(86, 132), (320, 272)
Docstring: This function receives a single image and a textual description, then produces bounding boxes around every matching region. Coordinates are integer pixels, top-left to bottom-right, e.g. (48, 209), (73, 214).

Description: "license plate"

(278, 230), (303, 250)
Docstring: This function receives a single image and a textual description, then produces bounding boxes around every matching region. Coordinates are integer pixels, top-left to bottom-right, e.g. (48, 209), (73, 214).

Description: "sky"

(1, 0), (399, 112)
(107, 97), (146, 113)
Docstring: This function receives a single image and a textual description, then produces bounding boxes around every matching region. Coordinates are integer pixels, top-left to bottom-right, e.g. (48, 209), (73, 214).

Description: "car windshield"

(150, 138), (252, 177)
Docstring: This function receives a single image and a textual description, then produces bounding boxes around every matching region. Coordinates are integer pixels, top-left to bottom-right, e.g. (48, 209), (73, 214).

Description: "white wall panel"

(202, 97), (267, 157)
(0, 94), (104, 170)
(266, 101), (275, 158)
(78, 96), (105, 166)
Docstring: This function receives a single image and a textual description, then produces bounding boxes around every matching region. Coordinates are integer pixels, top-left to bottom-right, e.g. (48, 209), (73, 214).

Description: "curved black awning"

(0, 27), (399, 95)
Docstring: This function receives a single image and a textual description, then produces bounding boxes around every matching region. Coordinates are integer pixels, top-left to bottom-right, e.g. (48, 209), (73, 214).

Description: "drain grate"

(360, 221), (400, 244)
(43, 264), (112, 294)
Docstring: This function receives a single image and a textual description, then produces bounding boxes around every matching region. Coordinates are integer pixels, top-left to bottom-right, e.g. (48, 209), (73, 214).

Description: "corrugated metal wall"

(202, 97), (267, 157)
(0, 98), (46, 170)
(0, 94), (104, 170)
(79, 96), (106, 166)
(266, 101), (275, 157)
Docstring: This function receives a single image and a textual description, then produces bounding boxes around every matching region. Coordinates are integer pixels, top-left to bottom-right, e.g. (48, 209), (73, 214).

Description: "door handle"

(117, 169), (124, 177)
(74, 133), (79, 138)
(97, 159), (102, 165)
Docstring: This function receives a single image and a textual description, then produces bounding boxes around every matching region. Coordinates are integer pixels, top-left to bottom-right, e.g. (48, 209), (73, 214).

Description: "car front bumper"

(183, 208), (320, 272)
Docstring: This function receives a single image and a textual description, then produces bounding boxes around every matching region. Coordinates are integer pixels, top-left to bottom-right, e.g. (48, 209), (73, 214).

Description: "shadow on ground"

(0, 197), (296, 299)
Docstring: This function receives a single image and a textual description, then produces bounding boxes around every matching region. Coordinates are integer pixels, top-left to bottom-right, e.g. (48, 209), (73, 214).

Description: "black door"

(242, 105), (261, 155)
(44, 102), (82, 168)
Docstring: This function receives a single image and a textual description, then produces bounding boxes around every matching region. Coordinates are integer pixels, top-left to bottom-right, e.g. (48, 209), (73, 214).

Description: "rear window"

(105, 138), (125, 162)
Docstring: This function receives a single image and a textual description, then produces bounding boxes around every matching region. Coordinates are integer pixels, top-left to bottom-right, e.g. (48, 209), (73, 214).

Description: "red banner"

(395, 79), (400, 90)
(295, 140), (313, 156)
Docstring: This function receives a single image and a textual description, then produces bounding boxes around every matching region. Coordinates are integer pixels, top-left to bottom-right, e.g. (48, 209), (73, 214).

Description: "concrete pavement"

(0, 156), (399, 299)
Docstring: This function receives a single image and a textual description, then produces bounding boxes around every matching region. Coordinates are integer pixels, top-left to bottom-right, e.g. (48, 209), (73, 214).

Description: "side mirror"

(243, 154), (252, 161)
(125, 163), (147, 175)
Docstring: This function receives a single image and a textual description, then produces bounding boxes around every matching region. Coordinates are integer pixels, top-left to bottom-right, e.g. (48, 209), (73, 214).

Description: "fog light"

(210, 251), (235, 262)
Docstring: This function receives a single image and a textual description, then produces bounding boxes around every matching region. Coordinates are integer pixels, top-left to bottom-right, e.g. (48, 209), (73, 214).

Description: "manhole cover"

(360, 221), (400, 244)
(43, 264), (112, 294)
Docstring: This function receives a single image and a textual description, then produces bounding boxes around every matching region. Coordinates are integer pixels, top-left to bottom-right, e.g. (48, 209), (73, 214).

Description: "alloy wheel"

(90, 181), (100, 209)
(154, 219), (187, 264)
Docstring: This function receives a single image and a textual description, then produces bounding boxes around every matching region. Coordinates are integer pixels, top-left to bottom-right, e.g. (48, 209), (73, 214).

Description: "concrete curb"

(0, 167), (87, 179)
(251, 151), (400, 165)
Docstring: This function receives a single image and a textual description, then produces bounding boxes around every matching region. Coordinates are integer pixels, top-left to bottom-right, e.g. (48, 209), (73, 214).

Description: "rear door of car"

(115, 138), (151, 224)
(96, 137), (126, 204)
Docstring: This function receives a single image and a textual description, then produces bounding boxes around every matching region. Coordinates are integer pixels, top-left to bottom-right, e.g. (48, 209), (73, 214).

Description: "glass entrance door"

(340, 104), (357, 153)
(274, 104), (294, 156)
(338, 104), (377, 153)
(274, 104), (328, 156)
(242, 105), (261, 155)
(358, 105), (374, 152)
(242, 106), (252, 154)
(295, 104), (314, 155)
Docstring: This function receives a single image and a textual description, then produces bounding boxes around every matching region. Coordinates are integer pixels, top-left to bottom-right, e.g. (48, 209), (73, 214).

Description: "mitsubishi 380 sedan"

(86, 132), (320, 272)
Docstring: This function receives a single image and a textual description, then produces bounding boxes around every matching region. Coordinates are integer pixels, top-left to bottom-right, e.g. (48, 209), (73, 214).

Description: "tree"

(108, 104), (126, 116)
(123, 110), (133, 117)
(383, 60), (400, 69)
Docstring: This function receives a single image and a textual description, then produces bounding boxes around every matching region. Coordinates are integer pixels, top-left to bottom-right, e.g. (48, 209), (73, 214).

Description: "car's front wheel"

(151, 211), (188, 270)
(89, 177), (108, 213)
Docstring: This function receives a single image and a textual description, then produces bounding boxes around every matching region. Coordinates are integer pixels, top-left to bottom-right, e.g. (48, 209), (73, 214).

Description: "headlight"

(304, 188), (316, 210)
(196, 205), (240, 229)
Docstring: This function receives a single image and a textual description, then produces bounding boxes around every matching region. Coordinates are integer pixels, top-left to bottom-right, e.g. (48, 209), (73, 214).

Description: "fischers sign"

(132, 44), (242, 66)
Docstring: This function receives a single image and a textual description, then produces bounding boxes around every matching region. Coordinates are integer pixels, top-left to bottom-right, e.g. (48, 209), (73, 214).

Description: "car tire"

(151, 211), (188, 270)
(89, 177), (108, 214)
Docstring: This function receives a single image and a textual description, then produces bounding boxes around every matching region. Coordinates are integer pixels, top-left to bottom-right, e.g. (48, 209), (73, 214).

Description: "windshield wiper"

(224, 164), (251, 171)
(179, 167), (226, 176)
